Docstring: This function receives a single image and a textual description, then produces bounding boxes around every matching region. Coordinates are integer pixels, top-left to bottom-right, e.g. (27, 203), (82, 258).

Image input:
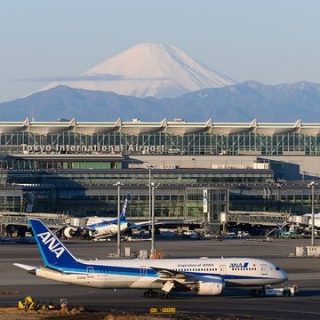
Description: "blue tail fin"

(29, 219), (78, 270)
(119, 194), (129, 222)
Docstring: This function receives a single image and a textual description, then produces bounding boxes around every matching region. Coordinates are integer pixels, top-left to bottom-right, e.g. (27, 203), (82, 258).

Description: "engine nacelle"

(63, 226), (78, 239)
(197, 276), (224, 295)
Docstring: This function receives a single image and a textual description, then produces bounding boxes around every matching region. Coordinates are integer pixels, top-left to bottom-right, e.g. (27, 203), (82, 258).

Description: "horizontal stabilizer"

(13, 263), (37, 271)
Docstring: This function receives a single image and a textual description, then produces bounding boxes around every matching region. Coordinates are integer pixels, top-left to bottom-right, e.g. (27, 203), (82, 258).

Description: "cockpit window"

(275, 266), (281, 270)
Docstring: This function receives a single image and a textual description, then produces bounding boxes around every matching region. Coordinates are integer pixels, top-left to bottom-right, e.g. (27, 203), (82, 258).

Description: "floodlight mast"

(308, 181), (317, 246)
(114, 181), (124, 256)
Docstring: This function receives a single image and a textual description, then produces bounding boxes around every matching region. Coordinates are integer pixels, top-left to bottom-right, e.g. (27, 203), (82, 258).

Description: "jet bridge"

(0, 212), (71, 229)
(221, 211), (290, 227)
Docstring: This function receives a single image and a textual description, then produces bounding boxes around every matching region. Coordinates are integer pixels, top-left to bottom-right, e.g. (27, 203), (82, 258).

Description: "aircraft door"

(87, 266), (94, 279)
(260, 264), (268, 275)
(219, 265), (227, 275)
(140, 265), (148, 276)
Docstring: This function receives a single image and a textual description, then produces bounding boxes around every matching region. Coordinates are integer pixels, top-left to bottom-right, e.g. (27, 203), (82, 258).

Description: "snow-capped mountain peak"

(42, 43), (234, 98)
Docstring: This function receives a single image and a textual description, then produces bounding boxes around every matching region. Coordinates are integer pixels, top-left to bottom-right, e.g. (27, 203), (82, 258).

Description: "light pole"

(113, 181), (123, 256)
(223, 187), (229, 234)
(276, 182), (282, 212)
(151, 182), (160, 256)
(147, 165), (154, 223)
(308, 181), (317, 246)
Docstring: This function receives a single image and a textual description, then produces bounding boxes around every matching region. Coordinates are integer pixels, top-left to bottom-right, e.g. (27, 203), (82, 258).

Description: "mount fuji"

(1, 43), (320, 121)
(41, 43), (234, 98)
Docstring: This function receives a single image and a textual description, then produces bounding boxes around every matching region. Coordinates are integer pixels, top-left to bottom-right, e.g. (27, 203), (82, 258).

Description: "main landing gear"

(143, 290), (172, 299)
(159, 292), (172, 299)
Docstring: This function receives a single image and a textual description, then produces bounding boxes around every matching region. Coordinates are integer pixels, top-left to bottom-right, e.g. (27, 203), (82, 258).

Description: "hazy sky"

(1, 0), (320, 102)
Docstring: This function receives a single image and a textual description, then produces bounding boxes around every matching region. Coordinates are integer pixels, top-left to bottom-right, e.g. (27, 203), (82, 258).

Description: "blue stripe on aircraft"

(45, 262), (276, 281)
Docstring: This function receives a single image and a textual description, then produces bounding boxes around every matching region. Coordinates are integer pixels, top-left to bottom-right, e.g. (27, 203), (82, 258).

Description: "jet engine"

(63, 226), (78, 239)
(196, 276), (224, 295)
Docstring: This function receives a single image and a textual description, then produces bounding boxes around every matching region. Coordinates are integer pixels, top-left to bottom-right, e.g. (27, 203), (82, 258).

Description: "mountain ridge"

(1, 81), (320, 122)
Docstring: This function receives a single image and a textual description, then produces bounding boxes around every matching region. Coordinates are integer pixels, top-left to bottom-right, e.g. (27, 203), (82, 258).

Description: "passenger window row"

(174, 268), (218, 272)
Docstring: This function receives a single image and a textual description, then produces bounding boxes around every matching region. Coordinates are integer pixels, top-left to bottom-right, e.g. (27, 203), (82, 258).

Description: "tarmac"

(1, 237), (320, 320)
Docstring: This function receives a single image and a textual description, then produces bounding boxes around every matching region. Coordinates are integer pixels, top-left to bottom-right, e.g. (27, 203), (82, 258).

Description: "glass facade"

(0, 178), (318, 216)
(0, 131), (319, 156)
(186, 188), (226, 223)
(0, 180), (227, 223)
(2, 169), (273, 187)
(0, 121), (319, 219)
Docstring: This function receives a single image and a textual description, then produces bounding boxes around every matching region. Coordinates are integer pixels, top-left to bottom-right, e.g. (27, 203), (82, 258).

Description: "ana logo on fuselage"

(37, 232), (65, 258)
(230, 262), (249, 269)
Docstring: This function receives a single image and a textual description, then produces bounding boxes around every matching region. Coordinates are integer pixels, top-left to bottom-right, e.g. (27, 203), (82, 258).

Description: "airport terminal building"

(0, 118), (319, 225)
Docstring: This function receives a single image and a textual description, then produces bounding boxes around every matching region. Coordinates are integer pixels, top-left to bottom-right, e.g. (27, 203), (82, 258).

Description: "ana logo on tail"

(37, 231), (65, 258)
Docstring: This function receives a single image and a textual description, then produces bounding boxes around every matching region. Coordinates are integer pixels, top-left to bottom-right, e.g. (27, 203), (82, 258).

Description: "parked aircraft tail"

(119, 194), (130, 222)
(29, 219), (79, 270)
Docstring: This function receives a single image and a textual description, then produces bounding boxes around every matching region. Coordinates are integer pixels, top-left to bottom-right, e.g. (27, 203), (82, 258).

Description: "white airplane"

(14, 219), (288, 298)
(64, 195), (173, 240)
(64, 196), (132, 240)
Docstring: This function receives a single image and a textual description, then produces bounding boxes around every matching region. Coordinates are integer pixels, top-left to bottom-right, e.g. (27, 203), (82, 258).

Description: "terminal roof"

(0, 118), (319, 136)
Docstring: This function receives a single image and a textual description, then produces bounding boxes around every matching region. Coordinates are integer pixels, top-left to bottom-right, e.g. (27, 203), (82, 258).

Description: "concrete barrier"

(306, 246), (320, 257)
(295, 246), (305, 257)
(124, 247), (131, 257)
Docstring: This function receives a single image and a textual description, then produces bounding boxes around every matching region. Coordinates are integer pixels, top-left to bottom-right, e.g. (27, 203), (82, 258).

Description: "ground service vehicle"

(251, 285), (298, 297)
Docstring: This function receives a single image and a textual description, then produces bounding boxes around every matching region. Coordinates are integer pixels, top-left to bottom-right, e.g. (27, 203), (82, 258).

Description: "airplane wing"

(92, 233), (114, 241)
(149, 266), (201, 293)
(150, 266), (196, 281)
(150, 266), (225, 294)
(129, 221), (153, 229)
(129, 220), (181, 229)
(84, 225), (97, 232)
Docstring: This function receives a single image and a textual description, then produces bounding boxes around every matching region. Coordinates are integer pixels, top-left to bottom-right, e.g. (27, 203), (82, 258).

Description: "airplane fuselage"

(33, 257), (287, 289)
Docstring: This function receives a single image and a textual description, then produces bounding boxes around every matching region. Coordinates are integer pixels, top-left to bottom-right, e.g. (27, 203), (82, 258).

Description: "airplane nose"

(281, 270), (288, 282)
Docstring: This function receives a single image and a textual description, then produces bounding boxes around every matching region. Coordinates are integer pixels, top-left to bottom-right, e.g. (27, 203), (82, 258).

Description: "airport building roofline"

(1, 118), (320, 136)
